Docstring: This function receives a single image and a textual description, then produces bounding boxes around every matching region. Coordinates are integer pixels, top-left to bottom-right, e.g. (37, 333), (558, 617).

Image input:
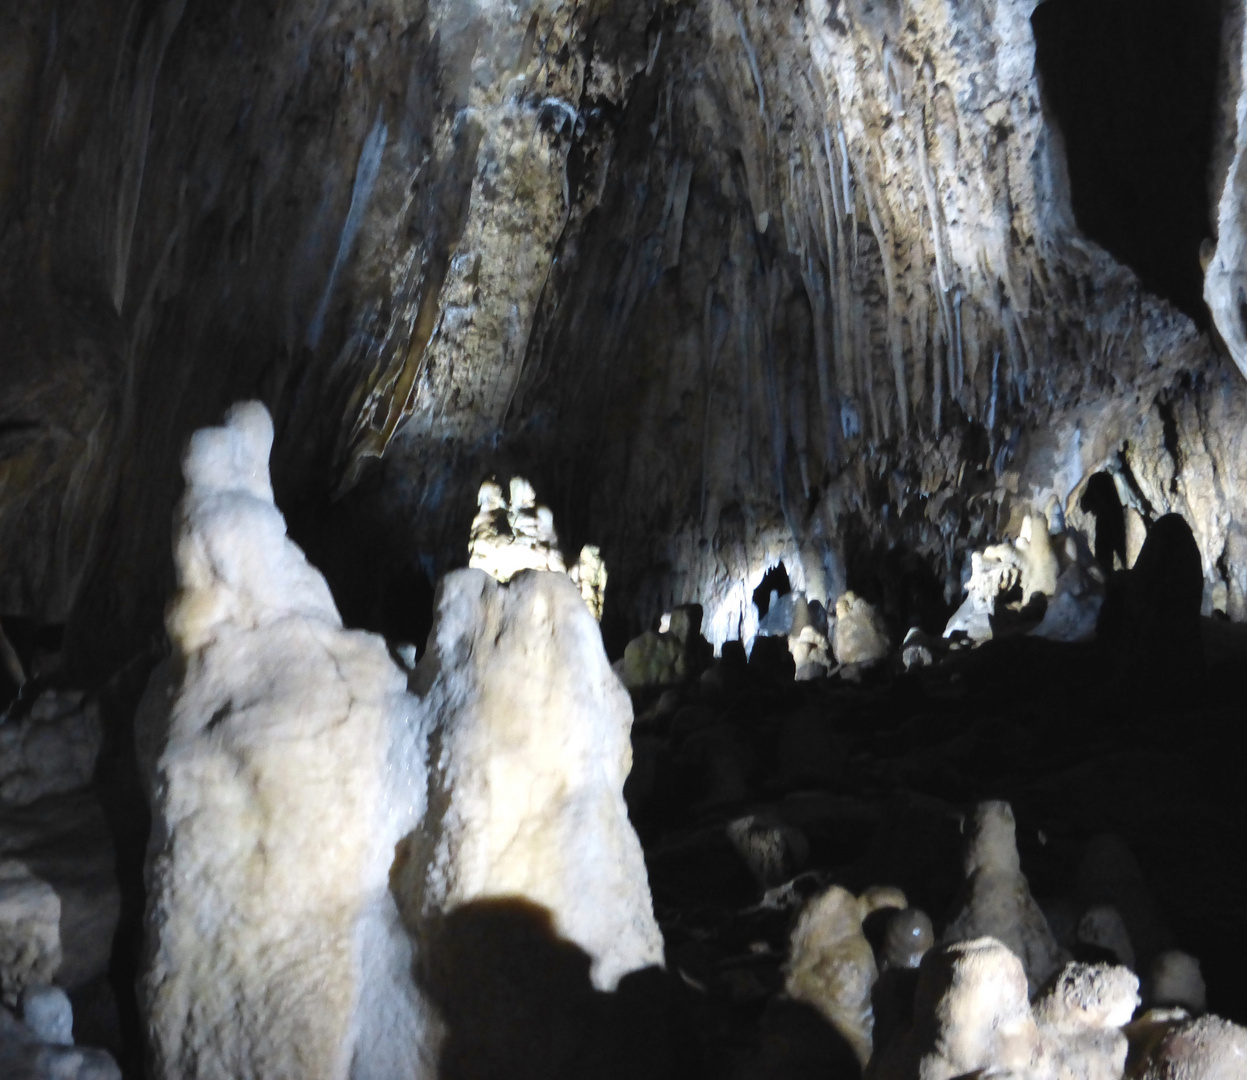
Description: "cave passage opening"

(1031, 0), (1222, 326)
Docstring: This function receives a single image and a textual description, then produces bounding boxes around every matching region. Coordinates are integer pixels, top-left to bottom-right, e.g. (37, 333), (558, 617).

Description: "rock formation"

(395, 567), (663, 993)
(143, 402), (662, 1075)
(874, 944), (1138, 1080)
(784, 884), (881, 1067)
(943, 801), (1063, 994)
(0, 861), (60, 1006)
(141, 402), (437, 1080)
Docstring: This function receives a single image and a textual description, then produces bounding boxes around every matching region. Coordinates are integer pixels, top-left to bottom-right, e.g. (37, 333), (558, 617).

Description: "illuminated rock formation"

(943, 801), (1063, 995)
(144, 403), (662, 1077)
(142, 403), (437, 1080)
(397, 567), (663, 992)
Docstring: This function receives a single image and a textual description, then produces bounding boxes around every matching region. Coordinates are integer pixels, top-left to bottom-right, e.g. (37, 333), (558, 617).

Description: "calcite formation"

(0, 692), (101, 808)
(943, 801), (1063, 995)
(142, 403), (437, 1080)
(143, 403), (662, 1075)
(831, 592), (890, 667)
(874, 943), (1138, 1080)
(396, 567), (664, 993)
(0, 0), (1245, 678)
(0, 861), (60, 1007)
(784, 884), (882, 1067)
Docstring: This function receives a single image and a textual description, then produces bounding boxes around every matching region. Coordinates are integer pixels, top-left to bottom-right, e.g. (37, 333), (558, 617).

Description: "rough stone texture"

(0, 692), (102, 808)
(831, 592), (890, 666)
(943, 801), (1063, 994)
(141, 402), (437, 1080)
(1133, 1014), (1247, 1080)
(0, 1003), (121, 1080)
(881, 908), (935, 972)
(0, 861), (60, 1007)
(468, 478), (567, 582)
(875, 942), (1137, 1080)
(0, 789), (118, 993)
(396, 567), (663, 993)
(18, 984), (73, 1046)
(783, 884), (877, 1067)
(0, 0), (1246, 678)
(1148, 951), (1208, 1015)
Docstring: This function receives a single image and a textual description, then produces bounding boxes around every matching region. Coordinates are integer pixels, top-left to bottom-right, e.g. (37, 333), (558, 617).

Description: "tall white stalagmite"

(142, 402), (437, 1080)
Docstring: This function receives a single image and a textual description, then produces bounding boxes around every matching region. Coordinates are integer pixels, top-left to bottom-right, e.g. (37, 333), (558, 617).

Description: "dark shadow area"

(843, 542), (950, 637)
(753, 564), (792, 620)
(420, 897), (706, 1080)
(1098, 512), (1206, 707)
(1079, 471), (1128, 571)
(285, 479), (436, 651)
(0, 616), (64, 711)
(1031, 0), (1221, 325)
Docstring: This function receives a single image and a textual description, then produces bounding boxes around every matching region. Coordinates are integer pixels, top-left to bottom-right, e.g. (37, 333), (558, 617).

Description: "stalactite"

(860, 169), (910, 439)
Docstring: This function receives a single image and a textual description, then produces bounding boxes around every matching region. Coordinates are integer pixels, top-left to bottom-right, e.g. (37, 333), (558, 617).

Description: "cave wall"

(2, 0), (1246, 672)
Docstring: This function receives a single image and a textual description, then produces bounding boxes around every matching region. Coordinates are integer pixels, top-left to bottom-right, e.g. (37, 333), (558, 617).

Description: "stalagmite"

(395, 567), (664, 993)
(142, 402), (437, 1080)
(143, 404), (662, 1078)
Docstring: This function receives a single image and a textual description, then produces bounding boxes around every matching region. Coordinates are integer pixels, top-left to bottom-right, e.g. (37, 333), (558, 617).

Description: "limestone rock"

(467, 477), (566, 583)
(398, 568), (663, 993)
(875, 943), (1137, 1080)
(1147, 951), (1207, 1014)
(943, 801), (1063, 994)
(569, 544), (608, 621)
(874, 937), (1040, 1080)
(727, 814), (809, 889)
(0, 861), (59, 1007)
(1132, 1014), (1247, 1080)
(1031, 562), (1104, 643)
(832, 592), (890, 667)
(0, 691), (101, 808)
(1032, 963), (1137, 1080)
(944, 547), (1022, 642)
(0, 1003), (120, 1080)
(881, 908), (935, 971)
(621, 604), (713, 689)
(1016, 513), (1061, 606)
(1078, 833), (1171, 969)
(784, 884), (877, 1068)
(18, 985), (72, 1046)
(142, 402), (437, 1080)
(1033, 962), (1139, 1033)
(0, 788), (119, 992)
(1078, 905), (1136, 970)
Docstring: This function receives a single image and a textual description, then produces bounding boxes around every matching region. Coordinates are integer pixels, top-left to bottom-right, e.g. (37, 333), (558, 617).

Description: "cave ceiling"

(2, 0), (1246, 673)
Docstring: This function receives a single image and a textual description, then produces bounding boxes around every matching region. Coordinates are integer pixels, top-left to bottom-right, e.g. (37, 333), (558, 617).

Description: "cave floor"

(626, 624), (1247, 1078)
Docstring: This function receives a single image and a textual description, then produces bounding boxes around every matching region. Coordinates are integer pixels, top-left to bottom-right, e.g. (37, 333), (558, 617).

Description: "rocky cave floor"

(4, 596), (1247, 1079)
(616, 623), (1247, 1078)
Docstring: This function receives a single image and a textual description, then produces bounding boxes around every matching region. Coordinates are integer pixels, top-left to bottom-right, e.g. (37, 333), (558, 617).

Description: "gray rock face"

(0, 0), (1245, 676)
(18, 985), (73, 1046)
(0, 861), (60, 1006)
(0, 692), (101, 809)
(0, 789), (118, 993)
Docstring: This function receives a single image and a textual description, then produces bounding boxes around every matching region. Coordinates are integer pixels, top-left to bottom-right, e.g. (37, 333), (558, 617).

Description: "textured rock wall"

(1, 0), (1246, 662)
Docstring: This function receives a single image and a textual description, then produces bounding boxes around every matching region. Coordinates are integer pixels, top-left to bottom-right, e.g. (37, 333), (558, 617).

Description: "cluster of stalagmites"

(779, 800), (1244, 1080)
(2, 403), (1243, 1079)
(619, 497), (1203, 691)
(134, 402), (660, 1079)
